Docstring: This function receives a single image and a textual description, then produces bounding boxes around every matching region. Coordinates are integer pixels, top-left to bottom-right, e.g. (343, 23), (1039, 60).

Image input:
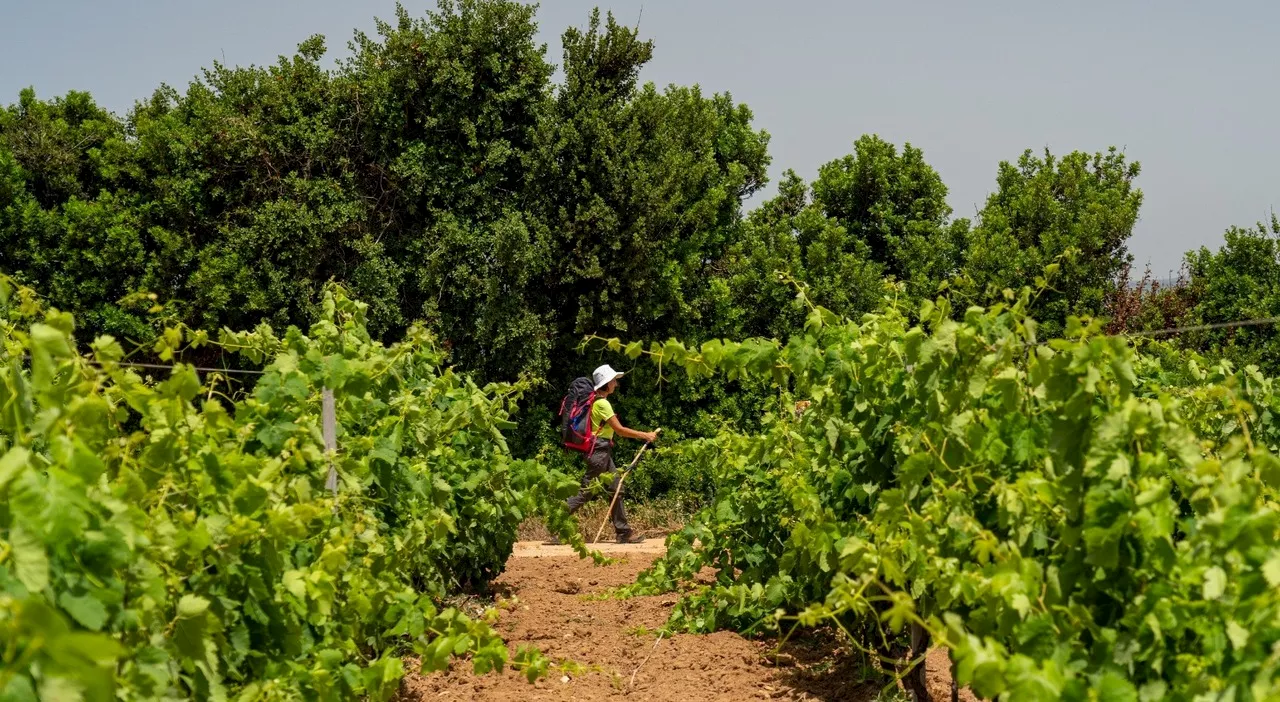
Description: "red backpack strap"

(585, 391), (597, 454)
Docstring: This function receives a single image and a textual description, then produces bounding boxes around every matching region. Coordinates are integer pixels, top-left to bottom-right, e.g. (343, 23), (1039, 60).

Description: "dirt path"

(399, 543), (974, 701)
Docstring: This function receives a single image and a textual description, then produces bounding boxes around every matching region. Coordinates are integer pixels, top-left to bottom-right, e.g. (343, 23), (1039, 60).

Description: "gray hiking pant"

(565, 442), (630, 535)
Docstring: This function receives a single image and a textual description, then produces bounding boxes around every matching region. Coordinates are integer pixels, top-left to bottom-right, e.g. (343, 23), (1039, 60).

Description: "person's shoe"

(616, 531), (645, 544)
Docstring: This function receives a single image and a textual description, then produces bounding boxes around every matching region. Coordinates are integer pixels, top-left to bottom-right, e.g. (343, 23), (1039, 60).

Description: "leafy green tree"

(0, 89), (152, 339)
(126, 35), (379, 336)
(714, 170), (883, 340)
(527, 10), (770, 358)
(957, 147), (1142, 335)
(121, 0), (556, 349)
(811, 135), (967, 300)
(341, 0), (555, 379)
(1182, 215), (1280, 372)
(713, 137), (963, 339)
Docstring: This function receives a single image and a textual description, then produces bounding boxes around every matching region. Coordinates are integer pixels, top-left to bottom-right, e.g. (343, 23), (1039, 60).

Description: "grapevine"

(0, 277), (590, 700)
(605, 281), (1280, 700)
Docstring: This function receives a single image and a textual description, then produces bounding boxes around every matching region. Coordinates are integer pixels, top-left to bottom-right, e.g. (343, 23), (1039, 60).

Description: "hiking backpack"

(559, 376), (598, 453)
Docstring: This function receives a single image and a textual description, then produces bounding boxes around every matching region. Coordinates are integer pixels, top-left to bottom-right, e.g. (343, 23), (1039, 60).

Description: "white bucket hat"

(592, 364), (624, 390)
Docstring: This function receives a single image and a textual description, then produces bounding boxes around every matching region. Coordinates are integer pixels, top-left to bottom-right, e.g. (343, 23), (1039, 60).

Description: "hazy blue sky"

(2, 0), (1277, 275)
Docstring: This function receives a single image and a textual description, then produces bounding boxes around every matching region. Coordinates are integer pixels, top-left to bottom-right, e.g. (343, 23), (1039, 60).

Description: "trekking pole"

(593, 429), (661, 544)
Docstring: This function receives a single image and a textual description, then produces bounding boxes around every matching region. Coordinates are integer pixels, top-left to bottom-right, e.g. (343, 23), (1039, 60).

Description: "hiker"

(565, 364), (657, 543)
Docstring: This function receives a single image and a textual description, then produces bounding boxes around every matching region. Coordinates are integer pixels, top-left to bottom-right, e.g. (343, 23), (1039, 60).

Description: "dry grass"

(516, 496), (695, 544)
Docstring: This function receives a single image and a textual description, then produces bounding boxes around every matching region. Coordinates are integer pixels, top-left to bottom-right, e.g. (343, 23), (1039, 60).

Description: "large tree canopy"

(713, 136), (966, 339)
(810, 135), (966, 300)
(0, 89), (150, 339)
(956, 147), (1143, 336)
(1182, 216), (1280, 373)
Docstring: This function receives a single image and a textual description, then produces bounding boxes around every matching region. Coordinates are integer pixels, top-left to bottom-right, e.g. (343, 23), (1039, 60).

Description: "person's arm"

(606, 415), (657, 444)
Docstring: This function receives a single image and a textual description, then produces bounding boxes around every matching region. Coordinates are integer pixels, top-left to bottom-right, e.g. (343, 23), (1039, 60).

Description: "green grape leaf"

(1225, 620), (1249, 650)
(1095, 671), (1138, 702)
(58, 592), (109, 631)
(0, 446), (31, 491)
(1262, 554), (1280, 587)
(174, 596), (211, 662)
(29, 323), (73, 390)
(10, 527), (49, 593)
(178, 594), (210, 618)
(1203, 566), (1227, 600)
(0, 674), (38, 702)
(48, 632), (124, 666)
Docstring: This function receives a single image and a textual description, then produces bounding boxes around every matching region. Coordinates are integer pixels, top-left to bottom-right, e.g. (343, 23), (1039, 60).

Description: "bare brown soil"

(399, 545), (976, 701)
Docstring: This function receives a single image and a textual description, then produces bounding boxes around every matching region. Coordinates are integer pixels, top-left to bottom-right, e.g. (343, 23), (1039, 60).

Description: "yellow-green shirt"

(591, 398), (615, 440)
